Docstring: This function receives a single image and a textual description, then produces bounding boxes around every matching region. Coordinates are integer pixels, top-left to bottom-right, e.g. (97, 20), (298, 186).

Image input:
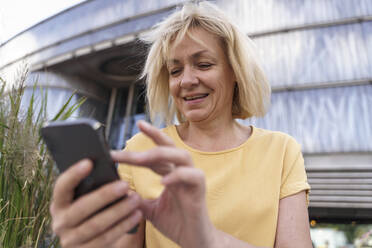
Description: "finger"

(61, 193), (142, 246)
(113, 219), (145, 247)
(161, 167), (205, 188)
(52, 159), (93, 210)
(112, 149), (174, 175)
(137, 120), (175, 147)
(79, 210), (142, 248)
(139, 198), (158, 221)
(112, 147), (193, 175)
(113, 147), (192, 166)
(61, 181), (130, 229)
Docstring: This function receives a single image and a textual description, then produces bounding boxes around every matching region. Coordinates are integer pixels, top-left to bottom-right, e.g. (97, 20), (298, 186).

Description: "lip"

(183, 93), (209, 105)
(182, 93), (209, 100)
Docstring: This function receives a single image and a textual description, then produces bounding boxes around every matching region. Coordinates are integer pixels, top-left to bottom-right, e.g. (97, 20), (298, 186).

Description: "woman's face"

(167, 28), (236, 123)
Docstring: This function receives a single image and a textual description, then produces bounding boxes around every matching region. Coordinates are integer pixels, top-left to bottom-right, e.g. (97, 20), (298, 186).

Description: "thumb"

(139, 198), (158, 222)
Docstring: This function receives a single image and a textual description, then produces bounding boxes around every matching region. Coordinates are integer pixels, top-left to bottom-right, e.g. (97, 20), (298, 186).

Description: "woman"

(50, 2), (312, 248)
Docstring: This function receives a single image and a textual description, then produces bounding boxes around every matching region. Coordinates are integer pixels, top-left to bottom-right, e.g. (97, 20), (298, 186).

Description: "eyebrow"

(167, 50), (215, 66)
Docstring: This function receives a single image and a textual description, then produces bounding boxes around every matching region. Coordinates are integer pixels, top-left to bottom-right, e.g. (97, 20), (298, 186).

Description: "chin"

(183, 113), (209, 123)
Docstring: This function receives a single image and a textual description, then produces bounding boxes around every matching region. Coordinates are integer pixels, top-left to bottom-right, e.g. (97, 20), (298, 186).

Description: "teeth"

(184, 94), (208, 100)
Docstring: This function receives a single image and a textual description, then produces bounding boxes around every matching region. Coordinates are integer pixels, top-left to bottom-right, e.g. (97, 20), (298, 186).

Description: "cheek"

(215, 80), (235, 103)
(216, 75), (233, 92)
(169, 79), (179, 98)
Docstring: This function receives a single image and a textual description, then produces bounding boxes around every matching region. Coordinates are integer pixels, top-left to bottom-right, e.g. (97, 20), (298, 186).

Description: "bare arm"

(274, 191), (312, 248)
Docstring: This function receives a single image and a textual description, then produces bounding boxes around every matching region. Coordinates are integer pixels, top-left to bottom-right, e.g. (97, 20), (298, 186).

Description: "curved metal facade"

(0, 0), (186, 78)
(248, 85), (372, 153)
(254, 22), (372, 87)
(1, 0), (371, 221)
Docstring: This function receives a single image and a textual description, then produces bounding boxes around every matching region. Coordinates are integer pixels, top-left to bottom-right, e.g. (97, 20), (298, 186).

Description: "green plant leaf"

(50, 91), (76, 121)
(0, 123), (9, 129)
(0, 70), (86, 247)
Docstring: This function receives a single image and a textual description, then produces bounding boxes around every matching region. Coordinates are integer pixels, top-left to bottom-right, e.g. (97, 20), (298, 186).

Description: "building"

(1, 0), (371, 222)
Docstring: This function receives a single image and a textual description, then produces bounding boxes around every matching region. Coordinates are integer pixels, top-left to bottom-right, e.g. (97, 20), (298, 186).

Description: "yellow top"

(118, 125), (310, 248)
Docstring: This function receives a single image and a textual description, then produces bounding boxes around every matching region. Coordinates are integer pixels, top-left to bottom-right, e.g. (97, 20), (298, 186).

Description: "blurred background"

(0, 0), (371, 247)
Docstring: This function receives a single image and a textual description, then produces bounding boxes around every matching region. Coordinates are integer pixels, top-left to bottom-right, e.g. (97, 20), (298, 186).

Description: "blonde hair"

(141, 1), (271, 125)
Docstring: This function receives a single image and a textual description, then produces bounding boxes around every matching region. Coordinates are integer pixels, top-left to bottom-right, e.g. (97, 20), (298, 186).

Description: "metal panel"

(216, 0), (372, 34)
(310, 190), (372, 196)
(311, 185), (372, 190)
(362, 21), (372, 77)
(253, 22), (372, 87)
(310, 202), (372, 208)
(306, 153), (372, 210)
(243, 85), (372, 153)
(310, 196), (372, 203)
(0, 0), (186, 69)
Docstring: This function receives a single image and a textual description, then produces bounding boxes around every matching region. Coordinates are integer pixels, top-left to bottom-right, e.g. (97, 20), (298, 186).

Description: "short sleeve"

(280, 137), (311, 203)
(117, 140), (136, 191)
(118, 163), (136, 191)
(117, 132), (156, 192)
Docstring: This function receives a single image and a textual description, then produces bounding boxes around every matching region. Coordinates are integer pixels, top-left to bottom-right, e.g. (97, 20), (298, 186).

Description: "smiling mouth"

(184, 94), (209, 101)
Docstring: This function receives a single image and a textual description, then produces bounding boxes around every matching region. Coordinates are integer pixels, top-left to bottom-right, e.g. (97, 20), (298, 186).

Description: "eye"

(169, 68), (182, 76)
(198, 63), (212, 69)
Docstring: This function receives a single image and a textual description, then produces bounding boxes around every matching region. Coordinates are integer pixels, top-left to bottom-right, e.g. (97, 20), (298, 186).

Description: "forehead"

(167, 27), (225, 61)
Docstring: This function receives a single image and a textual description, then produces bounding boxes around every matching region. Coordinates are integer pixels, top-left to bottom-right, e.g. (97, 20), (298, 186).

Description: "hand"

(50, 159), (143, 248)
(111, 121), (216, 248)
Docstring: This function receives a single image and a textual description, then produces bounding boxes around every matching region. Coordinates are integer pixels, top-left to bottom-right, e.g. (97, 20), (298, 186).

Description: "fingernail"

(161, 176), (170, 185)
(110, 150), (119, 156)
(138, 120), (150, 128)
(78, 159), (91, 171)
(129, 194), (139, 203)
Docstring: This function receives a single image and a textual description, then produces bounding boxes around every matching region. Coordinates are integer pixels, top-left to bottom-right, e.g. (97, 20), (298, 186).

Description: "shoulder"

(251, 126), (301, 153)
(125, 125), (175, 151)
(253, 126), (299, 145)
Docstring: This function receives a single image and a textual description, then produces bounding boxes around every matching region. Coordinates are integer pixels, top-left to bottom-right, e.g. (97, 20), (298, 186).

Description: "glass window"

(108, 88), (129, 149)
(109, 83), (149, 149)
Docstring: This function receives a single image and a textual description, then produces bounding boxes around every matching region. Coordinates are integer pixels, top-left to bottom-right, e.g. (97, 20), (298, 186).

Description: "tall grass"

(0, 69), (86, 247)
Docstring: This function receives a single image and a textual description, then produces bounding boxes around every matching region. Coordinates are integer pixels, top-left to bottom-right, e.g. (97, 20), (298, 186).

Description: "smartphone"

(41, 118), (119, 199)
(41, 118), (138, 233)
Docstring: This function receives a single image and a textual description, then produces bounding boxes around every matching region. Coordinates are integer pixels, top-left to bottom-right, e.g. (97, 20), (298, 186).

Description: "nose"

(180, 66), (198, 88)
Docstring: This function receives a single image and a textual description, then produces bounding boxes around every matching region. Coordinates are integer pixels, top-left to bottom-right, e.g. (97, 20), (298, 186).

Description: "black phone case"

(41, 118), (138, 234)
(41, 118), (119, 199)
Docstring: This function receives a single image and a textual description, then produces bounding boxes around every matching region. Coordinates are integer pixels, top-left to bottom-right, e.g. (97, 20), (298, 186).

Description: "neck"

(177, 116), (251, 152)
